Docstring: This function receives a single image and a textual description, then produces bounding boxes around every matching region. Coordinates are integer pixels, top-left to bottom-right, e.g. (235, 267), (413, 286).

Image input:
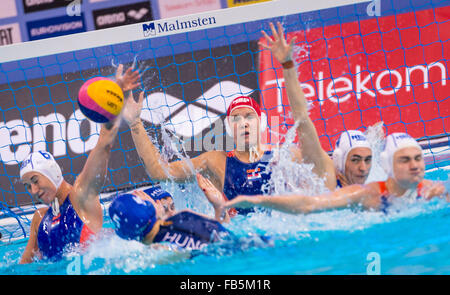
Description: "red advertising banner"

(259, 7), (449, 151)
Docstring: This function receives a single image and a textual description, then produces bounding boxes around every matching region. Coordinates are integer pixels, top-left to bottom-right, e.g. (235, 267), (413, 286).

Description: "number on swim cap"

(38, 150), (51, 159)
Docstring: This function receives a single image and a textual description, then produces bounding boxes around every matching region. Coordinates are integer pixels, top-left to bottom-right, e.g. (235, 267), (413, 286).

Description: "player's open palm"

(122, 91), (145, 126)
(259, 22), (297, 64)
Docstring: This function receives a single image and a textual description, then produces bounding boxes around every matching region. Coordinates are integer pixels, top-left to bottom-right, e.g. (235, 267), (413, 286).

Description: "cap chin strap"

(248, 145), (262, 163)
(51, 197), (60, 216)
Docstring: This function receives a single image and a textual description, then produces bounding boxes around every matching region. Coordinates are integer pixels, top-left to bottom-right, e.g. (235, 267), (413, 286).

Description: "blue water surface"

(1, 169), (449, 275)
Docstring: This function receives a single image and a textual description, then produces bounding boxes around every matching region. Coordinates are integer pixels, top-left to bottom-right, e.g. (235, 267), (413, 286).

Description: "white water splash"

(364, 121), (387, 183)
(80, 231), (190, 274)
(264, 121), (329, 197)
(293, 43), (311, 67)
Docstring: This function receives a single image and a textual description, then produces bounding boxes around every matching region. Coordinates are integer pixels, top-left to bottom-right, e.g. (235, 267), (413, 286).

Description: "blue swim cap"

(108, 193), (157, 241)
(143, 186), (173, 201)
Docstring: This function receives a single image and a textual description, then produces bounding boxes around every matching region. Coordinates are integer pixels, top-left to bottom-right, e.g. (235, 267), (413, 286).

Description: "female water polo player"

(121, 22), (356, 214)
(223, 133), (448, 214)
(122, 92), (287, 215)
(332, 130), (373, 187)
(263, 22), (375, 189)
(108, 175), (231, 250)
(19, 64), (140, 263)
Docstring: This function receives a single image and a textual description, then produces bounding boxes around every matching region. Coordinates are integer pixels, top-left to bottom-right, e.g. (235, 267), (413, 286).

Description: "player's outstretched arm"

(74, 65), (140, 205)
(224, 184), (379, 214)
(260, 22), (336, 190)
(122, 91), (213, 182)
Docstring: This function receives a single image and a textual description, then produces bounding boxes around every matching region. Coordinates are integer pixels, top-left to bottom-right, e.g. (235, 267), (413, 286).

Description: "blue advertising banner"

(26, 13), (86, 41)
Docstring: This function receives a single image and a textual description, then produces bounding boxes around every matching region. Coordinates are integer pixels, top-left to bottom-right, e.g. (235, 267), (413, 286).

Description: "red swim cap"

(226, 96), (261, 117)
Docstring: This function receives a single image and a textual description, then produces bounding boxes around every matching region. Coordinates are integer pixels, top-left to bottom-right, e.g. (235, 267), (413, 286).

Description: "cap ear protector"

(225, 112), (267, 137)
(332, 140), (345, 173)
(332, 130), (371, 174)
(380, 132), (422, 178)
(380, 149), (390, 176)
(20, 151), (63, 190)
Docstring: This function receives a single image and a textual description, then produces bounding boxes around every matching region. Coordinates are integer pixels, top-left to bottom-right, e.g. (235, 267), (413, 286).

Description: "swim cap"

(143, 186), (173, 201)
(225, 96), (267, 137)
(19, 151), (63, 190)
(380, 132), (422, 177)
(108, 193), (157, 241)
(332, 130), (372, 174)
(227, 96), (261, 118)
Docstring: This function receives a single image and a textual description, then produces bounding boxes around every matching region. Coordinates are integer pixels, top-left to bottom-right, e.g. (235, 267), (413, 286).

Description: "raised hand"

(259, 22), (297, 64)
(420, 181), (448, 200)
(115, 63), (141, 92)
(197, 173), (230, 223)
(122, 91), (145, 127)
(196, 173), (224, 209)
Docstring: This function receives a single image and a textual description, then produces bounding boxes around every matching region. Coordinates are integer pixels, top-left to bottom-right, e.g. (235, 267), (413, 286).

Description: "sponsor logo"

(128, 8), (149, 21)
(259, 9), (448, 147)
(142, 22), (156, 36)
(231, 97), (250, 105)
(22, 0), (82, 13)
(140, 80), (253, 138)
(158, 0), (221, 19)
(143, 16), (216, 37)
(0, 23), (21, 46)
(0, 109), (100, 165)
(27, 14), (85, 41)
(227, 0), (271, 8)
(106, 89), (123, 102)
(0, 80), (255, 166)
(93, 1), (152, 30)
(96, 12), (126, 27)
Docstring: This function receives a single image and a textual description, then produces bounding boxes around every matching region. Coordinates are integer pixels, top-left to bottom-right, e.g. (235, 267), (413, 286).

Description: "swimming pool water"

(1, 169), (449, 275)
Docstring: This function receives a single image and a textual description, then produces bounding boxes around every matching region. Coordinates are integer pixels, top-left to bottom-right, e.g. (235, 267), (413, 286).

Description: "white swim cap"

(332, 130), (372, 174)
(380, 132), (422, 177)
(20, 151), (63, 190)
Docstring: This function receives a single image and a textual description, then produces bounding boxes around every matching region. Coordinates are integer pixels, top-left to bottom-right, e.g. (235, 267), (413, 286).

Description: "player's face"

(392, 147), (425, 187)
(344, 147), (372, 185)
(229, 107), (260, 150)
(158, 197), (176, 218)
(21, 172), (57, 204)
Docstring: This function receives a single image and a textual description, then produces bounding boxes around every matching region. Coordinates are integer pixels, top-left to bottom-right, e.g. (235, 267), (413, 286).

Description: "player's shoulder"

(31, 206), (49, 227)
(191, 150), (227, 173)
(200, 150), (227, 160)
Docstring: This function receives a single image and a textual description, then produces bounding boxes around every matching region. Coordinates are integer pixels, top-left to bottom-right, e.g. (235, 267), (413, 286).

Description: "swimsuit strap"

(377, 181), (389, 196)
